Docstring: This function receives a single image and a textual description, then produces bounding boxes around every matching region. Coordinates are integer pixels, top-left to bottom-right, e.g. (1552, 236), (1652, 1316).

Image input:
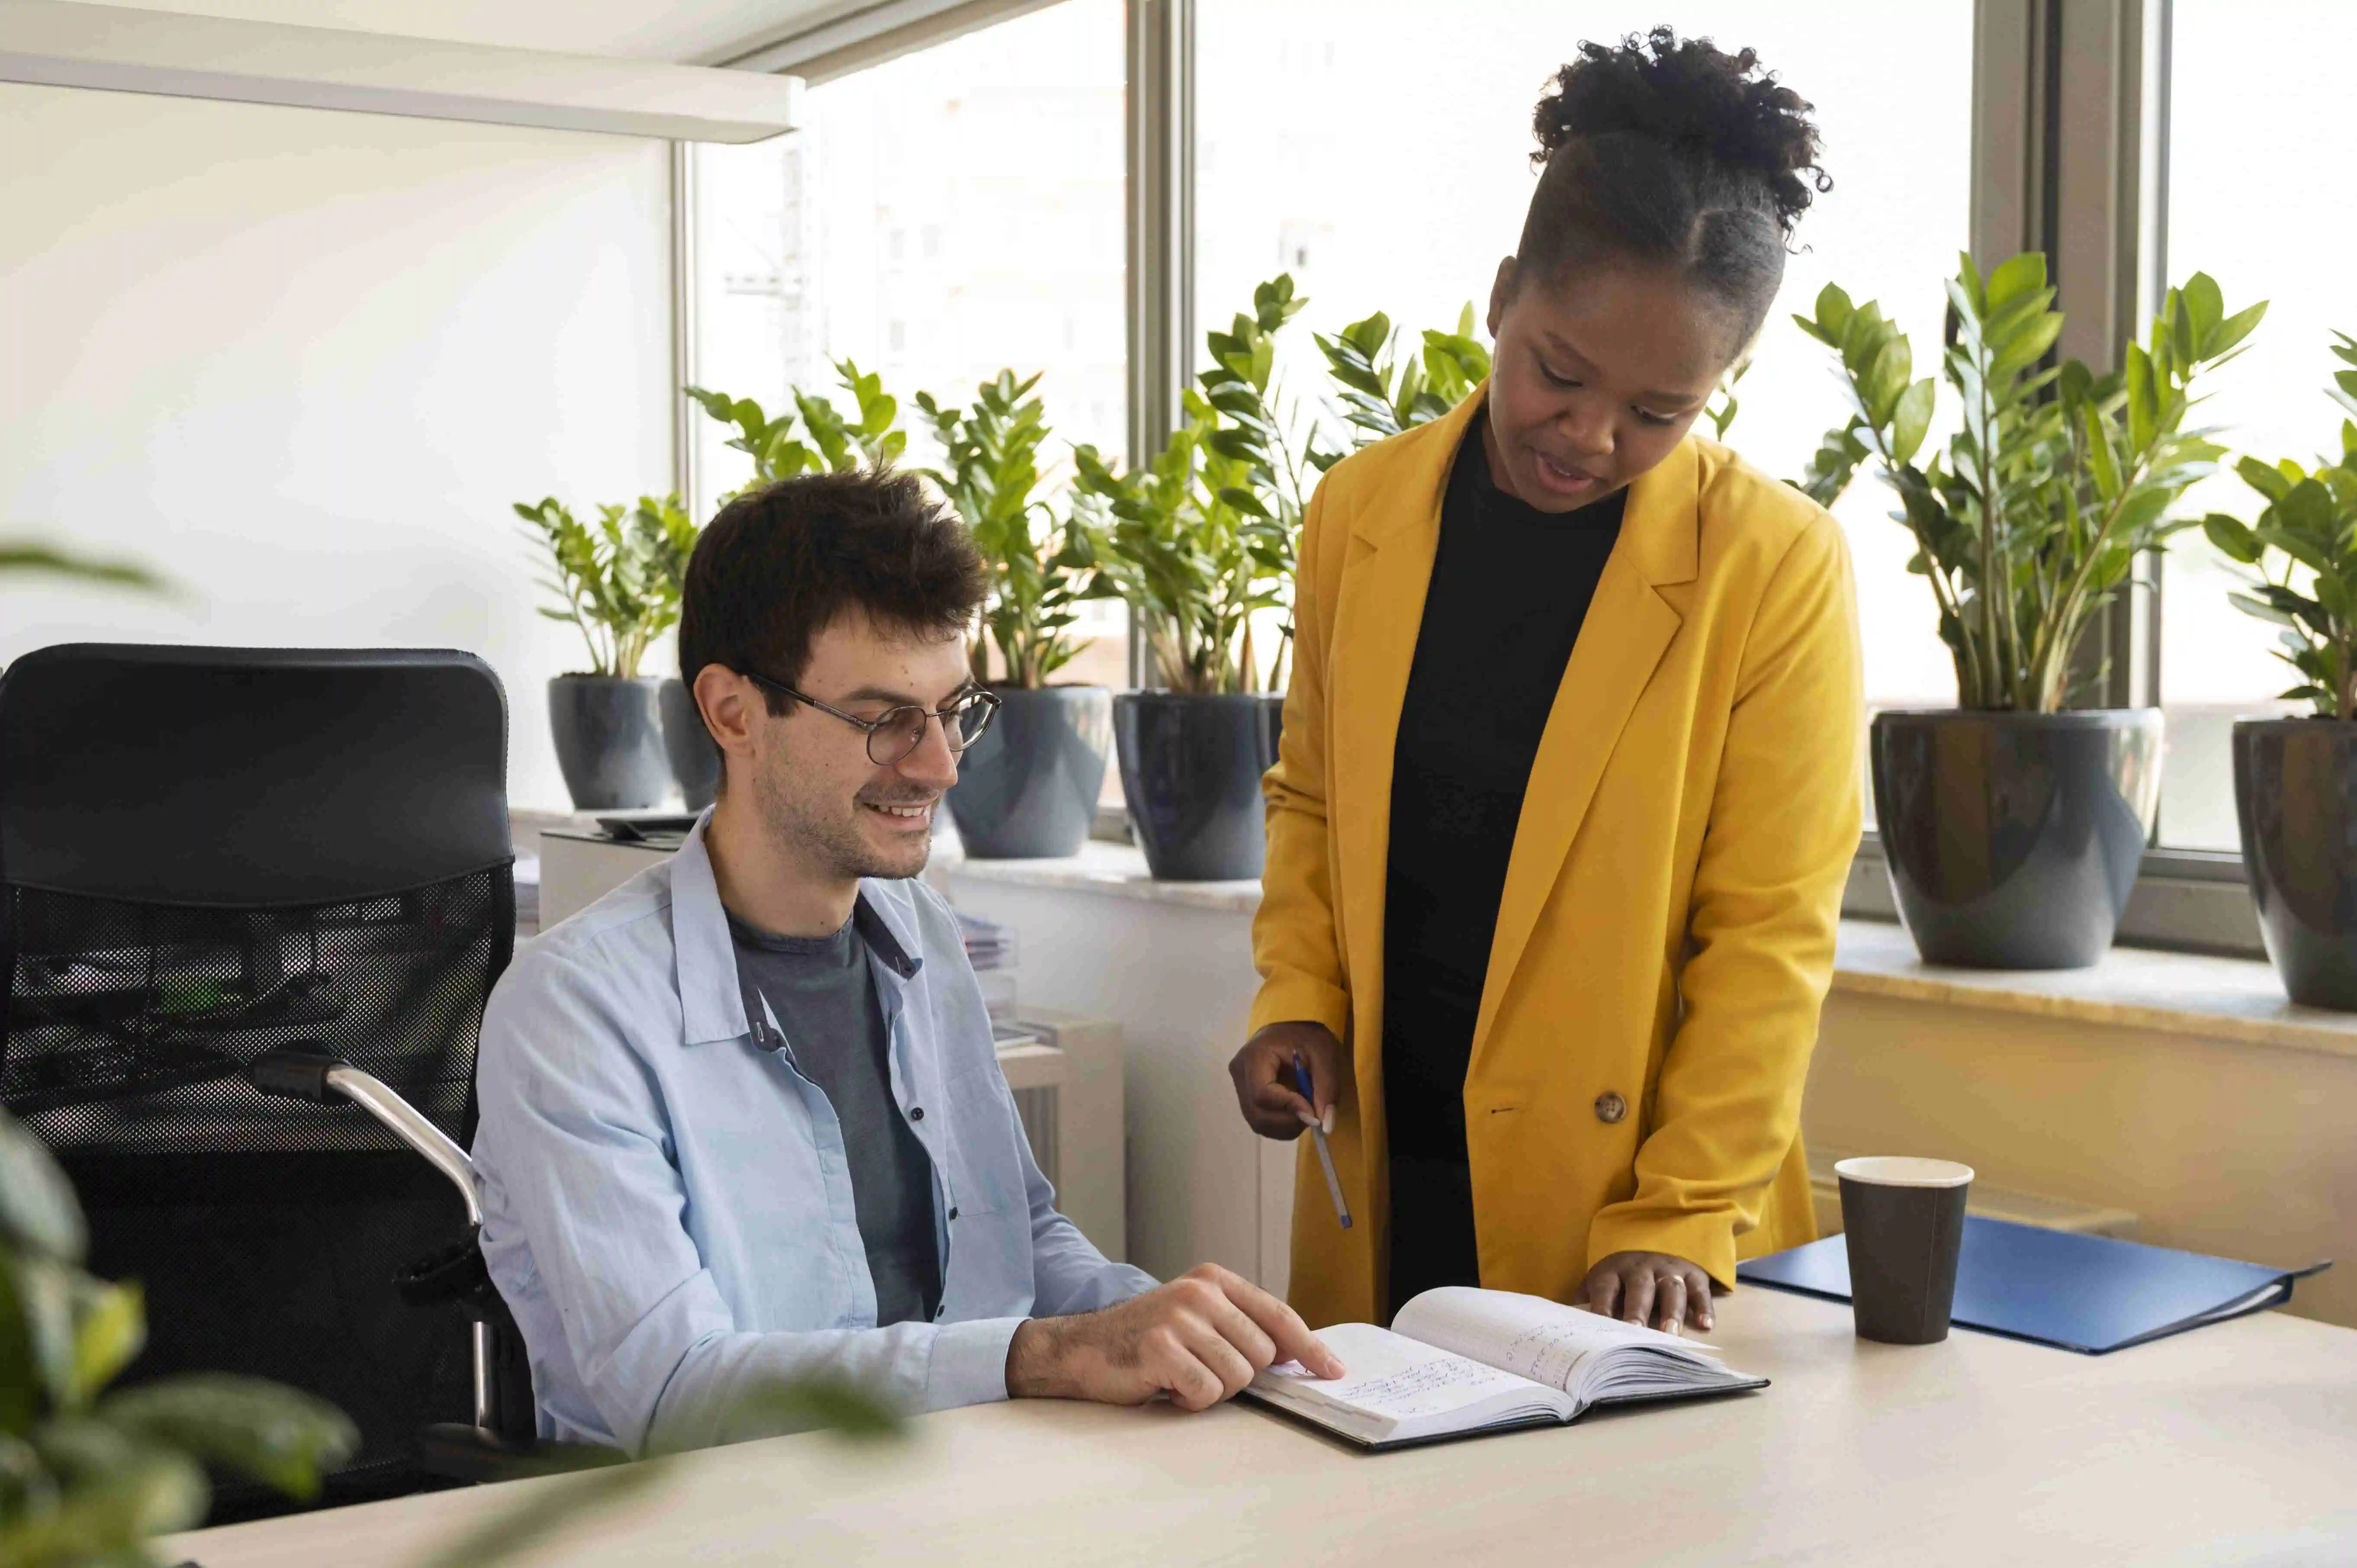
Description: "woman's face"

(1482, 257), (1737, 513)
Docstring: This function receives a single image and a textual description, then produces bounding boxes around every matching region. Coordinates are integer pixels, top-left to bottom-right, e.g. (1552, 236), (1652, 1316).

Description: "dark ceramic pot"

(2234, 718), (2357, 1009)
(548, 674), (669, 810)
(659, 677), (720, 811)
(1114, 691), (1284, 881)
(945, 685), (1111, 859)
(1871, 709), (2161, 968)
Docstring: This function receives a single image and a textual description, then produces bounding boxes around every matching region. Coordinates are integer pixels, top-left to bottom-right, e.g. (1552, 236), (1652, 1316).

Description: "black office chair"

(0, 645), (540, 1523)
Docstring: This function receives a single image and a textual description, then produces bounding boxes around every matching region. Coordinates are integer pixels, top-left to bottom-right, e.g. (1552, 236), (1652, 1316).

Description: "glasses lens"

(870, 707), (929, 766)
(950, 695), (995, 750)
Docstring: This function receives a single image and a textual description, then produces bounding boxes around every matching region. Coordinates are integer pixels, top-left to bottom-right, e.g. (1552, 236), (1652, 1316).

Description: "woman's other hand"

(1227, 1020), (1345, 1139)
(1577, 1251), (1716, 1334)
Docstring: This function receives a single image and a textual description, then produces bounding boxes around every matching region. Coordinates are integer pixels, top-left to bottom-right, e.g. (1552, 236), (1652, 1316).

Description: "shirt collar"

(672, 810), (925, 1046)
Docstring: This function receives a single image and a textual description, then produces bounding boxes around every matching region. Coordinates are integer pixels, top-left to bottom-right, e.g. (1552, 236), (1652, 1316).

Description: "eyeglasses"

(741, 670), (1000, 767)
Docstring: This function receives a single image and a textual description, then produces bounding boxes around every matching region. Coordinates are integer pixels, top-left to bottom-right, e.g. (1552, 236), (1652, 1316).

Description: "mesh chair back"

(0, 645), (513, 1520)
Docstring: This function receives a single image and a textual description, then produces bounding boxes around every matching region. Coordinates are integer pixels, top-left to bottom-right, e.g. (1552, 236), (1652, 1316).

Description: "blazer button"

(909, 1106), (925, 1121)
(948, 1206), (959, 1222)
(1593, 1091), (1628, 1125)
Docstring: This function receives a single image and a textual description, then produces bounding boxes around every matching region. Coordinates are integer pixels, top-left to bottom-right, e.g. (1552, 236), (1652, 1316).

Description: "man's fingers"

(1176, 1318), (1260, 1402)
(1155, 1344), (1227, 1412)
(1214, 1269), (1344, 1379)
(1583, 1269), (1621, 1320)
(1621, 1269), (1656, 1329)
(1199, 1292), (1279, 1372)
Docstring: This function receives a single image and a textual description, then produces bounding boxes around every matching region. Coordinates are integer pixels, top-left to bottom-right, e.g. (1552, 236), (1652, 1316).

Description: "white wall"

(0, 83), (675, 809)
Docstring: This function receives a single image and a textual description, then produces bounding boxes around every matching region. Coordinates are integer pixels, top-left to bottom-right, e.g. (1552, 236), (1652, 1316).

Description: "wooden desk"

(167, 1287), (2357, 1566)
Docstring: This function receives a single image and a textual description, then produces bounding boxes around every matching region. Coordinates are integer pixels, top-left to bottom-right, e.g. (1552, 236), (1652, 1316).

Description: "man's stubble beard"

(751, 740), (933, 884)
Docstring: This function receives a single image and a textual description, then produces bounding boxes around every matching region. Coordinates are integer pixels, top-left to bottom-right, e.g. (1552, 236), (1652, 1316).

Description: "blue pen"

(1291, 1052), (1352, 1230)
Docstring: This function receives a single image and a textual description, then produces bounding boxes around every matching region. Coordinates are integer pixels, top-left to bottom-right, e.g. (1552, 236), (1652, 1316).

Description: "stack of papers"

(957, 911), (1017, 972)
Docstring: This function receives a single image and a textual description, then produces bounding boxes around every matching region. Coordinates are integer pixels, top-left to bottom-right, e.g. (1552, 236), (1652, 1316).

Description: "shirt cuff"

(924, 1315), (1026, 1409)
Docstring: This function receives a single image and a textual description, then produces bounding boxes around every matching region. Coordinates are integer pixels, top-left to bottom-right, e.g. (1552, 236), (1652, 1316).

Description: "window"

(2152, 0), (2356, 850)
(1195, 0), (1975, 772)
(689, 0), (1130, 700)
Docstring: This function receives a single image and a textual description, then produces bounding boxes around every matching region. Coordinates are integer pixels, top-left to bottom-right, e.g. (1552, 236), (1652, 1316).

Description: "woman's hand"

(1227, 1020), (1345, 1139)
(1577, 1251), (1717, 1334)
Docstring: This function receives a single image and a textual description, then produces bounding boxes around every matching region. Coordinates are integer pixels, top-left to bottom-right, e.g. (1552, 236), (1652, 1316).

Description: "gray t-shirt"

(729, 910), (941, 1326)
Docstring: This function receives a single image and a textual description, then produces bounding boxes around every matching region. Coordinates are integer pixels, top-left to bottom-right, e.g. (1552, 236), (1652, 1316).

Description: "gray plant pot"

(1114, 691), (1284, 882)
(945, 685), (1111, 859)
(1871, 709), (2161, 969)
(2234, 718), (2357, 1009)
(547, 674), (669, 811)
(659, 677), (720, 811)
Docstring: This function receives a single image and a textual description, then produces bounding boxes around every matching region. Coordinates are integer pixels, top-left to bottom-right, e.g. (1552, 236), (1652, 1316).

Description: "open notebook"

(1245, 1286), (1767, 1449)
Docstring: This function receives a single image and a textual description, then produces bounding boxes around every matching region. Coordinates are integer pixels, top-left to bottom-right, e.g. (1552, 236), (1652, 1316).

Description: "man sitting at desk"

(474, 468), (1340, 1456)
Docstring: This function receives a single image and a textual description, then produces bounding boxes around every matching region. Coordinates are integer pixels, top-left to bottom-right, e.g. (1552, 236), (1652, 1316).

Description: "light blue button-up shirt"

(472, 816), (1155, 1455)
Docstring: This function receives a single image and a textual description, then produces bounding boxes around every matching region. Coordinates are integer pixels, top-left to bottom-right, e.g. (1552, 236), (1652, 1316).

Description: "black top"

(1382, 426), (1627, 1165)
(731, 910), (941, 1326)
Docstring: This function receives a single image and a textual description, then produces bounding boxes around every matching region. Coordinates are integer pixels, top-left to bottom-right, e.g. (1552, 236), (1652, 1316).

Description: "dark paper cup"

(1836, 1156), (1974, 1345)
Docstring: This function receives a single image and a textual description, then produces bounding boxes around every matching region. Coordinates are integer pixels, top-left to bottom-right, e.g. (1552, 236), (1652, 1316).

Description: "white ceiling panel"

(39, 0), (845, 64)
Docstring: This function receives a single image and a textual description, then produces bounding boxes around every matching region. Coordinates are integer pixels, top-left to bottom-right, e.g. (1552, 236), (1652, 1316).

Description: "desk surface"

(168, 1286), (2357, 1567)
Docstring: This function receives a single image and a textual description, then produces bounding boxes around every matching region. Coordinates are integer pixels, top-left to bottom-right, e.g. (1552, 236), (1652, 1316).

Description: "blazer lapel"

(1467, 438), (1703, 1073)
(1326, 394), (1483, 1088)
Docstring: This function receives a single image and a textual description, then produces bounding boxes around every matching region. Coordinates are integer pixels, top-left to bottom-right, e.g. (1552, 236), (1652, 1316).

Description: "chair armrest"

(247, 1042), (480, 1225)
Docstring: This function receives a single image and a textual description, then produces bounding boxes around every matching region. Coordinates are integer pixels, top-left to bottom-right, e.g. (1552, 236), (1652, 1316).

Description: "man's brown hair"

(679, 468), (985, 715)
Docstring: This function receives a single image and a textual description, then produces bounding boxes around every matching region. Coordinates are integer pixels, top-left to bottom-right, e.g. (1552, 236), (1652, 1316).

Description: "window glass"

(1196, 1), (1975, 817)
(2154, 0), (2357, 849)
(691, 0), (1130, 706)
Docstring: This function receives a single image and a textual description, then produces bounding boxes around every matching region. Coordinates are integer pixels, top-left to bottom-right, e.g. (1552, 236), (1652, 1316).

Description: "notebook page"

(1251, 1322), (1571, 1443)
(1392, 1288), (1733, 1403)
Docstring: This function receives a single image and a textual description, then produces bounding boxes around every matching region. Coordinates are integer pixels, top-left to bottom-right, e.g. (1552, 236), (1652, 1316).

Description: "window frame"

(683, 0), (2263, 953)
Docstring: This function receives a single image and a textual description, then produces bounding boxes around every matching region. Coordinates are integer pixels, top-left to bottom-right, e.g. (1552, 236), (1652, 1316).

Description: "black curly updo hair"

(1516, 26), (1829, 353)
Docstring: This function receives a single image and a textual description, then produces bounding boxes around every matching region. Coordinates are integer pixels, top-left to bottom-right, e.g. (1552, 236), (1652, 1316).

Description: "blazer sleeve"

(1249, 473), (1352, 1041)
(1584, 510), (1864, 1287)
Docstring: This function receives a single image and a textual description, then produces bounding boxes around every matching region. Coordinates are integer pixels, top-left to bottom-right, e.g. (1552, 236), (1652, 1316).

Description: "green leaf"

(1984, 251), (2048, 312)
(2082, 405), (2121, 500)
(2236, 455), (2297, 503)
(7, 1429), (209, 1559)
(68, 1280), (143, 1408)
(0, 1117), (85, 1264)
(1890, 378), (1936, 468)
(101, 1375), (358, 1501)
(2203, 513), (2265, 564)
(2182, 272), (2224, 346)
(2212, 299), (2267, 357)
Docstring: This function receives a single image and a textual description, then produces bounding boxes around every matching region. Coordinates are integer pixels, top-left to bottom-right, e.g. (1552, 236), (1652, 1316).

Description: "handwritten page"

(1260, 1322), (1535, 1421)
(1391, 1287), (1725, 1399)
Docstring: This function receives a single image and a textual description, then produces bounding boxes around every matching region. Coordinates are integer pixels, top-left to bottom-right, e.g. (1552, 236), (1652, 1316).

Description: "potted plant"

(670, 362), (906, 808)
(1070, 277), (1307, 881)
(914, 370), (1109, 859)
(2203, 334), (2357, 1007)
(514, 492), (697, 811)
(1800, 253), (2263, 967)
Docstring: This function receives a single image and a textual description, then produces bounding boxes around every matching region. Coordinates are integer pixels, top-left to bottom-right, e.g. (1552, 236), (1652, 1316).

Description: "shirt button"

(1594, 1091), (1628, 1125)
(909, 1106), (925, 1122)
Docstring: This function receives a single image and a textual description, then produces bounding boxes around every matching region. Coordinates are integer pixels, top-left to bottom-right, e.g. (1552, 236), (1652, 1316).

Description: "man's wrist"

(1005, 1315), (1063, 1399)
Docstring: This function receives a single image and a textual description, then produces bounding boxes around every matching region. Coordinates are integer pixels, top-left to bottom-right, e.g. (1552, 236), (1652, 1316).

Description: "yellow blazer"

(1251, 390), (1863, 1328)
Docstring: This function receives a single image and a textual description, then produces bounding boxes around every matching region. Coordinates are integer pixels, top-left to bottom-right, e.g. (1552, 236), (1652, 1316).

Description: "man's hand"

(1005, 1263), (1345, 1411)
(1227, 1020), (1345, 1140)
(1577, 1251), (1718, 1334)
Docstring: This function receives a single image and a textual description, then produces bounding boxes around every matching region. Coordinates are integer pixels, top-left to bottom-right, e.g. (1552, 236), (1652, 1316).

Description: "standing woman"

(1229, 29), (1862, 1335)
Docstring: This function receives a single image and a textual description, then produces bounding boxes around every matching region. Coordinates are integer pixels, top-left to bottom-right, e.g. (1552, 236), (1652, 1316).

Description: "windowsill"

(937, 839), (1259, 914)
(1828, 919), (2357, 1059)
(935, 841), (2357, 1060)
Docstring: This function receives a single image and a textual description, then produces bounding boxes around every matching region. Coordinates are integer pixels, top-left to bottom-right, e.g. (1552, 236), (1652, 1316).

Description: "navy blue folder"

(1737, 1216), (2329, 1354)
